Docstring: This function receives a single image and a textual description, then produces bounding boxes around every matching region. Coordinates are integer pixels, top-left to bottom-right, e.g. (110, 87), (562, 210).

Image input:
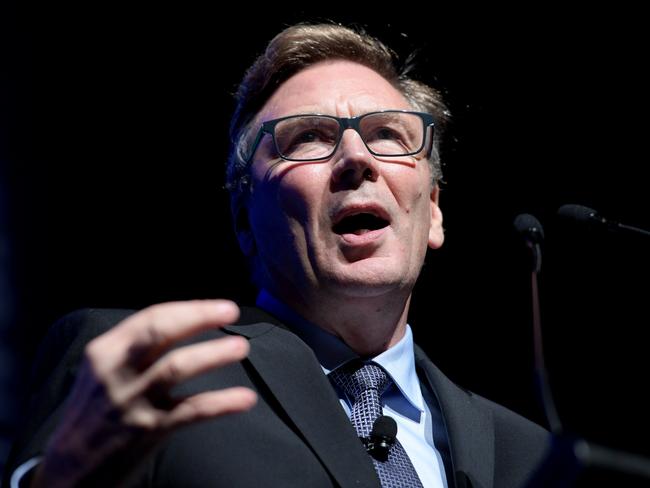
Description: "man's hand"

(32, 300), (257, 487)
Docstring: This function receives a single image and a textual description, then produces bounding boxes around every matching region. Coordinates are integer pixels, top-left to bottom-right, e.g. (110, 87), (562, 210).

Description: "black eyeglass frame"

(244, 110), (435, 164)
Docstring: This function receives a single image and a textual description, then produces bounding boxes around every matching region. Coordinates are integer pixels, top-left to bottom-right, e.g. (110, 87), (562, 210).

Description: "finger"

(92, 300), (241, 367)
(124, 299), (240, 346)
(143, 335), (250, 393)
(161, 387), (258, 429)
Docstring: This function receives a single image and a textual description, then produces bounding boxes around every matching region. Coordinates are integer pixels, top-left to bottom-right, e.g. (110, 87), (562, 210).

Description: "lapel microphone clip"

(362, 415), (398, 462)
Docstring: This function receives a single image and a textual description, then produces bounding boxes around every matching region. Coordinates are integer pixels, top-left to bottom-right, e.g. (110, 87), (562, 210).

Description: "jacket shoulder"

(30, 308), (135, 388)
(475, 394), (550, 486)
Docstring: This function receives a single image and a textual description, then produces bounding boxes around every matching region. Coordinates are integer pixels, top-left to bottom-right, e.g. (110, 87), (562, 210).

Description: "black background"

(2, 3), (649, 485)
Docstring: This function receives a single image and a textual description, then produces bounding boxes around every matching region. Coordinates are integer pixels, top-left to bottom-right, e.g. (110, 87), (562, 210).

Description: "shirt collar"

(372, 325), (425, 422)
(256, 289), (424, 422)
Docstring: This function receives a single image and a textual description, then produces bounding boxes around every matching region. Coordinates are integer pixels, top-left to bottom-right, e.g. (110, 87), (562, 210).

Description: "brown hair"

(226, 23), (449, 208)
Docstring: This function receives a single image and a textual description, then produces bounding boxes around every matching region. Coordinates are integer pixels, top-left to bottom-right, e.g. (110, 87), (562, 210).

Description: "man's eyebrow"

(265, 109), (323, 119)
(264, 108), (408, 120)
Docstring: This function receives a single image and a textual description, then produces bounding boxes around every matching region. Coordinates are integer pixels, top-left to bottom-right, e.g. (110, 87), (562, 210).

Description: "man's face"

(238, 60), (444, 304)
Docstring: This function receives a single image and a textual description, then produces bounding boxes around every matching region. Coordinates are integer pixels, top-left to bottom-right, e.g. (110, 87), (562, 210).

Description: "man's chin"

(322, 265), (410, 299)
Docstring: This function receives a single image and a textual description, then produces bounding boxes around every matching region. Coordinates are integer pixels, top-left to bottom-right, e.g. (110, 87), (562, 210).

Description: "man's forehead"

(257, 60), (411, 122)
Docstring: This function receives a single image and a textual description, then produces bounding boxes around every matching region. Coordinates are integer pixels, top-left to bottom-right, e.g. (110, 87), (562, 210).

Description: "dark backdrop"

(2, 3), (648, 485)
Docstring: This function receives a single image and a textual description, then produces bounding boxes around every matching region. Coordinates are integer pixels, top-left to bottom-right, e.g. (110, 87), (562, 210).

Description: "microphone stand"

(522, 239), (650, 486)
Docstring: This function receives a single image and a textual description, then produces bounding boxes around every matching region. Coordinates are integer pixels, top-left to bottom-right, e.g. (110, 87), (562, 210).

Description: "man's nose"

(330, 129), (380, 187)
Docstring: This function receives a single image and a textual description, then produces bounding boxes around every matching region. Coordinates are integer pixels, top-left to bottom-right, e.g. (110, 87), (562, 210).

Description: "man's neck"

(267, 285), (412, 357)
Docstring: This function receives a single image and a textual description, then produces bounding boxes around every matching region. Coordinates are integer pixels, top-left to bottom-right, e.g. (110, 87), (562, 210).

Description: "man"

(4, 23), (548, 487)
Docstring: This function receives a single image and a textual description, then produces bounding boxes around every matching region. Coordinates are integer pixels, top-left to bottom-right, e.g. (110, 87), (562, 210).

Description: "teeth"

(332, 213), (389, 235)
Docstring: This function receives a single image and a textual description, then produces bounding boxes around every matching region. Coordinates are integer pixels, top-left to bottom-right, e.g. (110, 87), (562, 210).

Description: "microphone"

(514, 213), (545, 243)
(558, 204), (650, 238)
(363, 415), (397, 462)
(513, 213), (545, 273)
(514, 213), (650, 485)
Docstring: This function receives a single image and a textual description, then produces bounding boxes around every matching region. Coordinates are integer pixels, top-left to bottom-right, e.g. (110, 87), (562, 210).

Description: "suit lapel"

(415, 346), (495, 488)
(225, 317), (380, 488)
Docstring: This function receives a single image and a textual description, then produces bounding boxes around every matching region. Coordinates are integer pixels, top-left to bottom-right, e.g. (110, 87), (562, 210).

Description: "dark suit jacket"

(4, 307), (549, 488)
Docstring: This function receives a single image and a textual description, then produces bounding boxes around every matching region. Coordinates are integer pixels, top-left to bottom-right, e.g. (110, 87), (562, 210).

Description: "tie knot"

(330, 362), (392, 402)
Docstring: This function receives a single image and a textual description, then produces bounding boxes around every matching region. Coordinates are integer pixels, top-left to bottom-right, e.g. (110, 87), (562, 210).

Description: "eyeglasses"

(245, 110), (435, 163)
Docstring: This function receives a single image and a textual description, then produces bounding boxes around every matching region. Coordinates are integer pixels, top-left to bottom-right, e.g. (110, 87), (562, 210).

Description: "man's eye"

(294, 130), (320, 143)
(377, 128), (398, 140)
(289, 129), (336, 147)
(370, 127), (403, 141)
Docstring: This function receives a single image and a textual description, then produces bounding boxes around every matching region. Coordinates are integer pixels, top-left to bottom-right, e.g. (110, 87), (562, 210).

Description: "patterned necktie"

(329, 362), (424, 488)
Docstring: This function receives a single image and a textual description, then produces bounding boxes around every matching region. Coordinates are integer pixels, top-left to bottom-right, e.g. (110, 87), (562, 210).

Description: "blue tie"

(330, 362), (424, 488)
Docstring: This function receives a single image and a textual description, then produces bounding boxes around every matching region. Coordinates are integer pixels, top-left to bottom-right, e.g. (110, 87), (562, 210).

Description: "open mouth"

(332, 213), (390, 236)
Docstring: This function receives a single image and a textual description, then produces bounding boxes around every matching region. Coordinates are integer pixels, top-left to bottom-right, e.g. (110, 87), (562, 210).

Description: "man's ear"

(232, 198), (256, 258)
(428, 185), (444, 250)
